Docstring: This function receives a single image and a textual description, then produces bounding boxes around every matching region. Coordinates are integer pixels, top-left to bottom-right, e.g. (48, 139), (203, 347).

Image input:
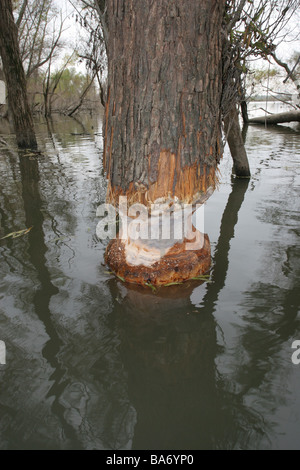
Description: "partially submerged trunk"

(241, 100), (249, 124)
(0, 0), (37, 149)
(248, 111), (300, 125)
(103, 0), (226, 286)
(224, 105), (251, 178)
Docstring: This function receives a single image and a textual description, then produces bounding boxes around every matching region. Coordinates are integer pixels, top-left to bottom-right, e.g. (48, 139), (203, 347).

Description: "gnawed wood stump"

(105, 231), (211, 287)
(105, 189), (213, 287)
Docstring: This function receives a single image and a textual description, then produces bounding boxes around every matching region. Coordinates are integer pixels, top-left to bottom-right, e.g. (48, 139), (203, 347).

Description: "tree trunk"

(224, 105), (251, 178)
(0, 0), (37, 149)
(241, 100), (249, 124)
(248, 111), (300, 125)
(104, 0), (225, 207)
(104, 0), (226, 286)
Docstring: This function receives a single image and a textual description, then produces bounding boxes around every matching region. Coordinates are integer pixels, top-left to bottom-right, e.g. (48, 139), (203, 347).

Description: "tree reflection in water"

(0, 116), (299, 449)
(109, 176), (268, 450)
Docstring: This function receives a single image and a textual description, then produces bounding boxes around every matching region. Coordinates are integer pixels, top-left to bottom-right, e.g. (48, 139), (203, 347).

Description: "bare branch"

(283, 55), (300, 83)
(16, 0), (28, 29)
(227, 0), (248, 32)
(27, 12), (66, 78)
(68, 70), (97, 116)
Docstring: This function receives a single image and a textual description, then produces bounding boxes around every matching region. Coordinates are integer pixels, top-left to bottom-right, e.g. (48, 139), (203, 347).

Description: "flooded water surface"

(0, 111), (299, 449)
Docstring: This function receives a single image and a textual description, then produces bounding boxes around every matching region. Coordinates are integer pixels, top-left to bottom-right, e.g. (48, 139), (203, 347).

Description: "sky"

(61, 1), (299, 62)
(30, 0), (300, 79)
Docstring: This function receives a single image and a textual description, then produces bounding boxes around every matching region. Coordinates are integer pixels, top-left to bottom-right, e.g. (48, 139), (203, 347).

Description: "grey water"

(0, 109), (299, 450)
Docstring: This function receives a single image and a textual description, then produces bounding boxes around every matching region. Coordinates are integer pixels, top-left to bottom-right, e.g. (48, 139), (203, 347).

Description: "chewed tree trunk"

(103, 0), (226, 286)
(0, 0), (37, 150)
(104, 0), (225, 206)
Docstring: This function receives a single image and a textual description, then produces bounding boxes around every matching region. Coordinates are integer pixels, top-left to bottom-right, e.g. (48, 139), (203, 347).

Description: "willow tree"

(0, 0), (37, 149)
(223, 0), (300, 124)
(102, 0), (226, 285)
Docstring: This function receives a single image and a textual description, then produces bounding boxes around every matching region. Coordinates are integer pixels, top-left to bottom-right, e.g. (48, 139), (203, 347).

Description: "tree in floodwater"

(223, 0), (300, 121)
(48, 66), (99, 116)
(101, 0), (226, 285)
(15, 0), (64, 79)
(14, 0), (70, 114)
(219, 0), (300, 167)
(74, 1), (249, 180)
(0, 0), (37, 149)
(69, 0), (107, 107)
(77, 1), (299, 180)
(84, 0), (251, 179)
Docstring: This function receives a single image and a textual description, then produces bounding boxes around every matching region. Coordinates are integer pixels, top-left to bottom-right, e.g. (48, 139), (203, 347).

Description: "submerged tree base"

(105, 231), (211, 287)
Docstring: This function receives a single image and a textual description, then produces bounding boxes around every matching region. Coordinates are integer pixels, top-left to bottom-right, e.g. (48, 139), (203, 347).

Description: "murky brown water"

(0, 110), (299, 449)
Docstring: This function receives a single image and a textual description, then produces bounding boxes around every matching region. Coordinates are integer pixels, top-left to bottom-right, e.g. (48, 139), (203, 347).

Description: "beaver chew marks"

(105, 231), (211, 287)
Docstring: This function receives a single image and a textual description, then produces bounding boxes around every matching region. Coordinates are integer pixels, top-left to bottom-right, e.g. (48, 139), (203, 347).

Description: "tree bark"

(248, 111), (300, 125)
(224, 105), (251, 178)
(241, 100), (249, 124)
(0, 0), (37, 149)
(104, 0), (225, 207)
(103, 0), (226, 286)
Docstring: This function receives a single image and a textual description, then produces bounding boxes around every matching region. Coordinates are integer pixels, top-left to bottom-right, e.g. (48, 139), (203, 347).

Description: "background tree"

(13, 0), (69, 113)
(49, 66), (99, 116)
(9, 0), (102, 116)
(221, 0), (299, 170)
(223, 0), (300, 121)
(15, 0), (66, 79)
(0, 0), (37, 149)
(42, 51), (75, 117)
(69, 0), (107, 107)
(67, 69), (98, 117)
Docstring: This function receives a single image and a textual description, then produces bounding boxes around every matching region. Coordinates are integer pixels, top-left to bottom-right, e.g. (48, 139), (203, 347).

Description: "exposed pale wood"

(105, 233), (211, 287)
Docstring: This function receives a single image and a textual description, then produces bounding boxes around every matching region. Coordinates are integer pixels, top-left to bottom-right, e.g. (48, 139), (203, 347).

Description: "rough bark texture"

(0, 0), (37, 149)
(241, 100), (249, 124)
(248, 111), (300, 125)
(104, 0), (225, 207)
(224, 105), (251, 178)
